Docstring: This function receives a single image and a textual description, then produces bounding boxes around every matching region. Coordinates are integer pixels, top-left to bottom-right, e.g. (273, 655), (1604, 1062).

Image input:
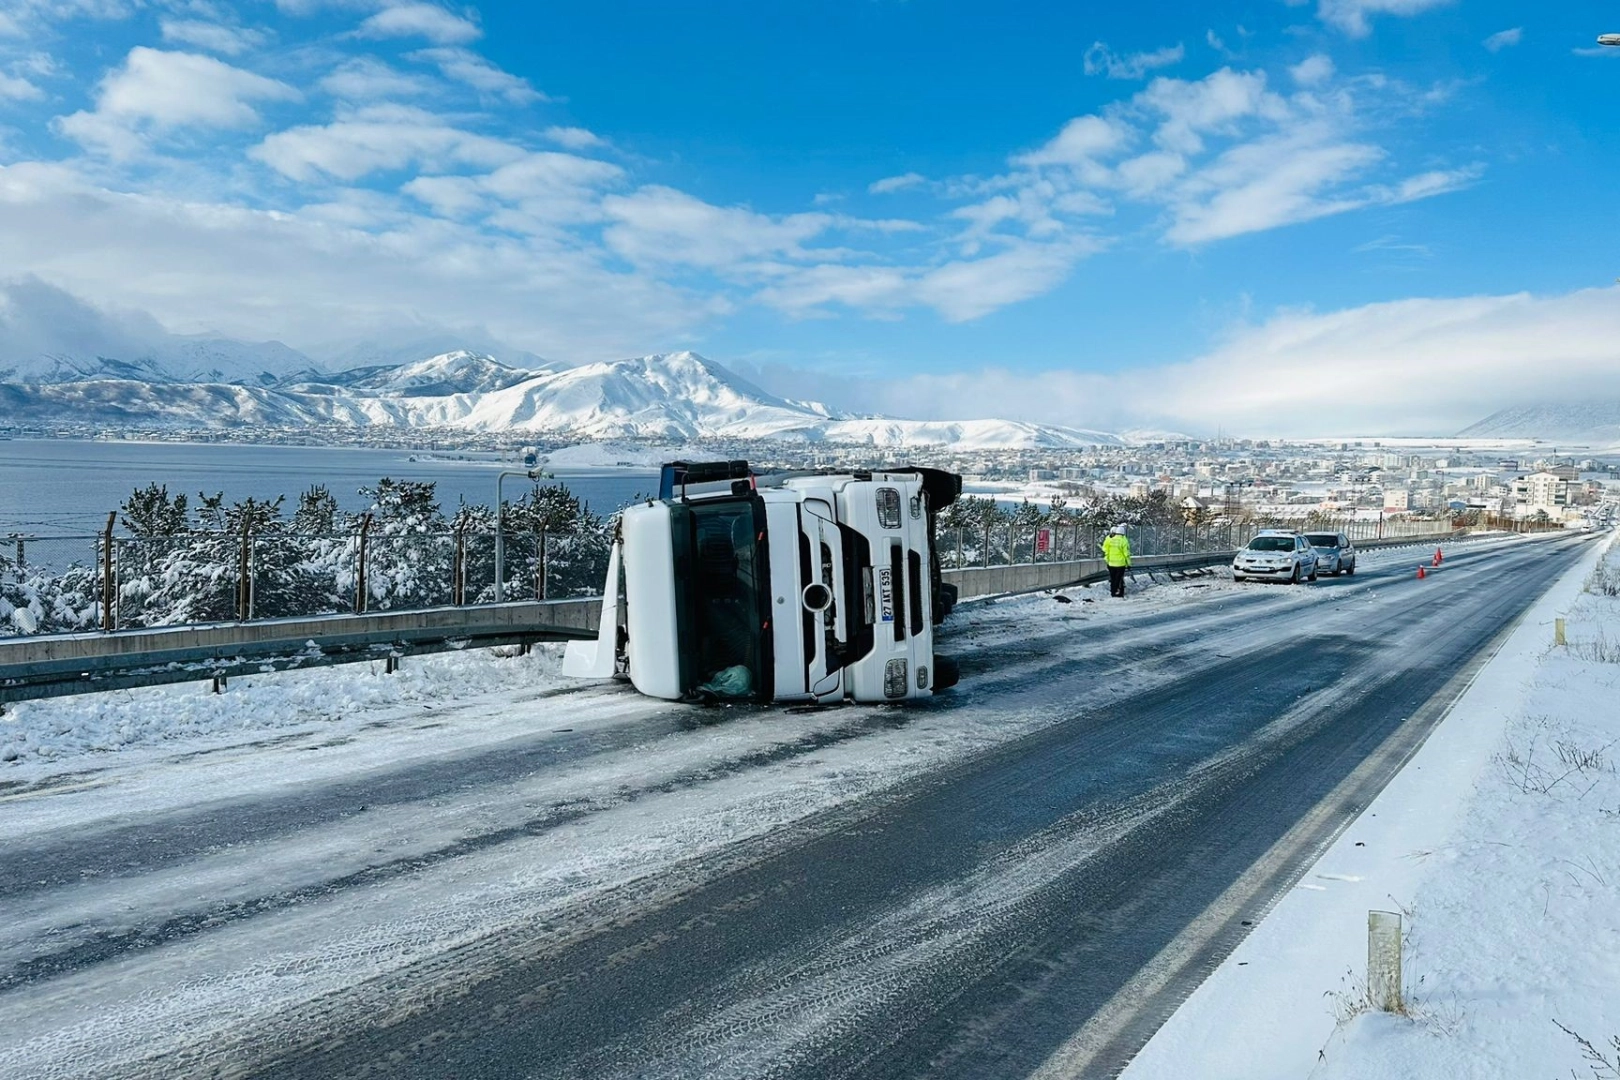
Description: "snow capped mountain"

(1458, 402), (1620, 445)
(0, 349), (1126, 450)
(0, 336), (318, 387)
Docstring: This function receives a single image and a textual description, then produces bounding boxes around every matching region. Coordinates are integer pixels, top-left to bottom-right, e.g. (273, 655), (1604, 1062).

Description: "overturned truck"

(564, 460), (962, 704)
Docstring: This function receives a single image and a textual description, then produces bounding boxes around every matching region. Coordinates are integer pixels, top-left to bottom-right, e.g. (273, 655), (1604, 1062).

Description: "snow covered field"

(1121, 531), (1620, 1079)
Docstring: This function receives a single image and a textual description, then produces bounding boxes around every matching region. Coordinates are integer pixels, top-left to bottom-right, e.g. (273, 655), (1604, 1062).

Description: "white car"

(1304, 531), (1357, 576)
(1233, 531), (1319, 584)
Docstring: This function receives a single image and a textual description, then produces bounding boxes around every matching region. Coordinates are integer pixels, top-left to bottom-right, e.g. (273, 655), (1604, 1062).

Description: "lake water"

(0, 439), (659, 536)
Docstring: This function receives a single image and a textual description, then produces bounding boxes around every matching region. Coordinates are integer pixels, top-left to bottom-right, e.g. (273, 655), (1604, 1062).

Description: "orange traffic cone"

(1417, 565), (1427, 580)
(1433, 548), (1443, 567)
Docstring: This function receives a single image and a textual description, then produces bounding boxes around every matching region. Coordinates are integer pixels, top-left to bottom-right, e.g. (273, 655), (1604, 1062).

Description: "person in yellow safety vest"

(1101, 524), (1132, 598)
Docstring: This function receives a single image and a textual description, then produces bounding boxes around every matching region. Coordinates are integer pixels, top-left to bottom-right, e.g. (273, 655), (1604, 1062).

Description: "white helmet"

(1111, 524), (1127, 534)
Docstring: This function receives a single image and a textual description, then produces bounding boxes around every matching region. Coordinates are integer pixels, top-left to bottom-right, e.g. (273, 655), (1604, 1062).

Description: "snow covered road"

(0, 532), (1599, 1079)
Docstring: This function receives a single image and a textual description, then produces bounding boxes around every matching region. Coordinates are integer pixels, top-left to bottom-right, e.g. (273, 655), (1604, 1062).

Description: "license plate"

(877, 567), (895, 623)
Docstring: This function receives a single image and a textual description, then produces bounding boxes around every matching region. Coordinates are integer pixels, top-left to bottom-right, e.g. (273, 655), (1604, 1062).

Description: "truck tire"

(933, 582), (958, 625)
(931, 654), (960, 690)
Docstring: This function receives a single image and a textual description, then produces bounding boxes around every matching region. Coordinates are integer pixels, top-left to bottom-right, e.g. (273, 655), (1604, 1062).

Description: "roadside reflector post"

(1555, 618), (1567, 646)
(1367, 910), (1403, 1013)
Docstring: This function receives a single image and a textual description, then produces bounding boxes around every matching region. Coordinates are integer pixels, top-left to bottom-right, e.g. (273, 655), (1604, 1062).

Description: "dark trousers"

(1108, 565), (1127, 597)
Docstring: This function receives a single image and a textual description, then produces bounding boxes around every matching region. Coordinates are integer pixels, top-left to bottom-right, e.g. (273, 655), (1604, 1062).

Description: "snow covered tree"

(358, 479), (453, 609)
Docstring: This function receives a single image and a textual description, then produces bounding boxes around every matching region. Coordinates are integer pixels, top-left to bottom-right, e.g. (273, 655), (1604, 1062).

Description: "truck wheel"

(933, 582), (958, 625)
(931, 654), (960, 690)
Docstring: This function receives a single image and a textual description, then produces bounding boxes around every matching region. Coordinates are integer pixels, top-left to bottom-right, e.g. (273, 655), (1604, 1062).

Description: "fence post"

(101, 512), (115, 632)
(1367, 910), (1403, 1012)
(237, 525), (251, 621)
(451, 524), (465, 605)
(983, 521), (990, 568)
(538, 528), (548, 601)
(955, 526), (963, 570)
(355, 513), (372, 615)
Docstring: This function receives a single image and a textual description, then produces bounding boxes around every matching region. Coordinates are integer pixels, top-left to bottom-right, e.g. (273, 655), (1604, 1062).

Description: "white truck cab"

(565, 460), (962, 704)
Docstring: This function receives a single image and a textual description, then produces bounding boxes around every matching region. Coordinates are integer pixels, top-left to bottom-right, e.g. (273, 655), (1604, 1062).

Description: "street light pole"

(494, 468), (544, 602)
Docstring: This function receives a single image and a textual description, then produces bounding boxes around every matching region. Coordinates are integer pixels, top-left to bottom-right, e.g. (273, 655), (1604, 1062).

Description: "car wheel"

(1289, 564), (1301, 585)
(1346, 561), (1355, 576)
(1309, 565), (1318, 581)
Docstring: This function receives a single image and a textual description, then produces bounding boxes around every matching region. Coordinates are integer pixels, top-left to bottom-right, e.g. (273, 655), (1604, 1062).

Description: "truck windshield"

(676, 499), (769, 699)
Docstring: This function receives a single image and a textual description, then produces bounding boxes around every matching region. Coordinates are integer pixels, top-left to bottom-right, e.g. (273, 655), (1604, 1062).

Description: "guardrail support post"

(100, 512), (115, 632)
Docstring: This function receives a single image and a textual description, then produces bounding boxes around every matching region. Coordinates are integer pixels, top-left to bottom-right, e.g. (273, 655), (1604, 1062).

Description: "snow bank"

(0, 643), (569, 768)
(1120, 531), (1620, 1080)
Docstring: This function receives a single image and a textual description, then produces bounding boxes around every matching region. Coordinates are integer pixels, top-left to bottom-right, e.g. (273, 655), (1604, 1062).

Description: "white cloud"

(407, 47), (543, 104)
(1317, 0), (1453, 39)
(57, 48), (300, 157)
(601, 186), (835, 270)
(1289, 54), (1335, 86)
(0, 13), (22, 36)
(543, 126), (602, 150)
(1083, 41), (1186, 80)
(158, 19), (270, 57)
(1017, 115), (1131, 168)
(0, 73), (43, 101)
(318, 58), (435, 100)
(1483, 28), (1523, 53)
(250, 104), (526, 181)
(827, 287), (1620, 435)
(402, 151), (623, 226)
(869, 172), (925, 194)
(750, 239), (1099, 324)
(1139, 67), (1284, 155)
(1142, 287), (1620, 434)
(913, 241), (1099, 322)
(0, 160), (695, 361)
(1376, 165), (1481, 204)
(357, 3), (481, 45)
(1164, 130), (1382, 244)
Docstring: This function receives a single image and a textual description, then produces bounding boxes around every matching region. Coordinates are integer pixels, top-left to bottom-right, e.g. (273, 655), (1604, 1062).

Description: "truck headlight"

(884, 658), (908, 698)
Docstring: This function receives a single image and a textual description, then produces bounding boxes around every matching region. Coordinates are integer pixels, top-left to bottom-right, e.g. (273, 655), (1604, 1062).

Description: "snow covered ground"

(1120, 531), (1620, 1080)
(0, 531), (1599, 1079)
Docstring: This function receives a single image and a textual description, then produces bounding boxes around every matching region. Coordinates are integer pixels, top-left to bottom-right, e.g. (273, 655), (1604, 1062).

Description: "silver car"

(1232, 531), (1319, 584)
(1304, 531), (1357, 576)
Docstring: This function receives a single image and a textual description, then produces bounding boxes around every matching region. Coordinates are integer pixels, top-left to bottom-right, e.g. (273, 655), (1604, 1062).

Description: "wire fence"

(0, 512), (1566, 639)
(0, 528), (610, 637)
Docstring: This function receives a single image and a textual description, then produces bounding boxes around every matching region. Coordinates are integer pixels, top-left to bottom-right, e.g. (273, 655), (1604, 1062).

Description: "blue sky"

(0, 0), (1618, 434)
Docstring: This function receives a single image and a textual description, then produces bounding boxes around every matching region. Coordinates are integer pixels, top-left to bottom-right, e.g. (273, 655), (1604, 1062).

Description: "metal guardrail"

(0, 600), (599, 705)
(0, 526), (1506, 707)
(940, 529), (1467, 601)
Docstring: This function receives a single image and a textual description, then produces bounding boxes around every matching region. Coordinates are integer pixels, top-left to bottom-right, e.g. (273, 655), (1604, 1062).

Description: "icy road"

(0, 532), (1598, 1079)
